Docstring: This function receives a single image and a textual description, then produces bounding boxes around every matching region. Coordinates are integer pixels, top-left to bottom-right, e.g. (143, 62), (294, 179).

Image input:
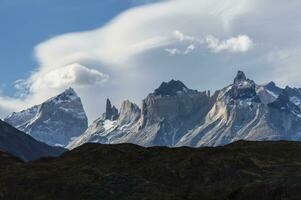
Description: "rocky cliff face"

(68, 80), (213, 149)
(136, 81), (212, 146)
(69, 71), (301, 149)
(67, 98), (122, 149)
(4, 88), (88, 147)
(118, 100), (141, 125)
(178, 72), (301, 147)
(0, 120), (65, 161)
(256, 82), (279, 105)
(229, 70), (259, 100)
(178, 71), (268, 146)
(105, 98), (119, 120)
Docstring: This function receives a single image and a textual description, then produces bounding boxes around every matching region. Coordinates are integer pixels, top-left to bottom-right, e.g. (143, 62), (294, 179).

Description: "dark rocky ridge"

(265, 81), (283, 95)
(0, 120), (65, 161)
(154, 79), (198, 96)
(2, 141), (301, 199)
(268, 90), (301, 114)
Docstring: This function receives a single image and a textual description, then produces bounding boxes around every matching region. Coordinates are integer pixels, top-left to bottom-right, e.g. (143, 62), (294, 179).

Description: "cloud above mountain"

(165, 31), (253, 55)
(28, 63), (109, 91)
(1, 0), (301, 122)
(205, 35), (253, 53)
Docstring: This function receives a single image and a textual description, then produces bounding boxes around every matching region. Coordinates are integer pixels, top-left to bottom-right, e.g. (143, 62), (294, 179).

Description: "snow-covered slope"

(178, 73), (301, 147)
(69, 71), (301, 149)
(5, 88), (88, 147)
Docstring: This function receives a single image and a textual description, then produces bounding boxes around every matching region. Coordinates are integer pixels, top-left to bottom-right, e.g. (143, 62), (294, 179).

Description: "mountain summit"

(4, 88), (88, 147)
(105, 98), (119, 120)
(229, 71), (258, 100)
(154, 79), (196, 96)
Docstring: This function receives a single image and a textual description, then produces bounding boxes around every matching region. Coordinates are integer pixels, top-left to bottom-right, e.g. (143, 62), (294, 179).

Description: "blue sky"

(0, 0), (301, 121)
(0, 0), (143, 95)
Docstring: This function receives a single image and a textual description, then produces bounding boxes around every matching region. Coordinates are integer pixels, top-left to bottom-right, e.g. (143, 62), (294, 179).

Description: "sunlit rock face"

(136, 80), (212, 146)
(4, 88), (88, 147)
(177, 72), (301, 147)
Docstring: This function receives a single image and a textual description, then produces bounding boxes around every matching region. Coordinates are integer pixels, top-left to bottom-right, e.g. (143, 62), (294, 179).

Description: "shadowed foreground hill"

(1, 141), (301, 200)
(0, 120), (66, 161)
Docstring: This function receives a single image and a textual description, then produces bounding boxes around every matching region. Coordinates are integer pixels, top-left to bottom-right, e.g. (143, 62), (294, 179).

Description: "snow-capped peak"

(4, 87), (88, 147)
(46, 87), (79, 105)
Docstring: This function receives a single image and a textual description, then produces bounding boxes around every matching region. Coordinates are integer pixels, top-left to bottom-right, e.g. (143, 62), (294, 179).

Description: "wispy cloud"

(166, 30), (253, 55)
(205, 35), (253, 53)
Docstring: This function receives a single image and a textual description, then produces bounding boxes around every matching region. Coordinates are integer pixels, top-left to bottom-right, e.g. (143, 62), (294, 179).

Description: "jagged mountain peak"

(263, 81), (282, 94)
(105, 98), (119, 120)
(120, 100), (139, 111)
(233, 70), (253, 85)
(228, 71), (258, 100)
(46, 87), (79, 104)
(118, 100), (141, 125)
(268, 90), (301, 114)
(233, 70), (247, 84)
(154, 79), (197, 96)
(265, 81), (277, 88)
(285, 85), (301, 94)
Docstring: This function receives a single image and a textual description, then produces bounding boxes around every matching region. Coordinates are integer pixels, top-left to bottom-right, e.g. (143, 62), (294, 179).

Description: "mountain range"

(4, 71), (301, 151)
(68, 71), (301, 149)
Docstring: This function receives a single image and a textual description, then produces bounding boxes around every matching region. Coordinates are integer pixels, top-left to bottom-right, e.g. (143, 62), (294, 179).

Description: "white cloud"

(0, 63), (109, 119)
(184, 44), (196, 54)
(165, 48), (181, 55)
(33, 0), (253, 69)
(29, 63), (108, 91)
(173, 30), (196, 42)
(205, 35), (253, 53)
(165, 44), (196, 56)
(166, 30), (253, 55)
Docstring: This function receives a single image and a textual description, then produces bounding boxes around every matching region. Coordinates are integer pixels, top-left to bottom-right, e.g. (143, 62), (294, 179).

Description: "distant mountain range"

(4, 71), (301, 150)
(68, 71), (301, 149)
